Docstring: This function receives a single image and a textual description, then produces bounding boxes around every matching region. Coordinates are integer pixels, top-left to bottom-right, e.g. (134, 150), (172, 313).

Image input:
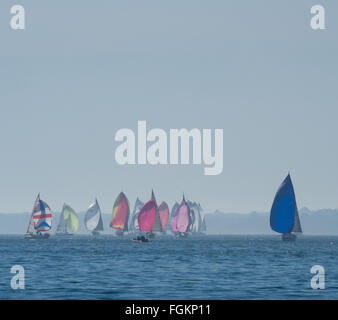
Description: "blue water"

(0, 235), (337, 299)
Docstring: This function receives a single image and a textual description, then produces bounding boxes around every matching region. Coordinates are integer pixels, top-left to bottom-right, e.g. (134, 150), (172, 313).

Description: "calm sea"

(0, 235), (337, 300)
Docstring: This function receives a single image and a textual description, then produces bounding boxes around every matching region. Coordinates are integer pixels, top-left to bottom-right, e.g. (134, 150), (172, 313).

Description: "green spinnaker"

(63, 203), (79, 233)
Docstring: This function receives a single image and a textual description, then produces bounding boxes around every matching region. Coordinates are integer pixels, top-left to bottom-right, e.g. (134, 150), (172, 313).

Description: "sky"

(0, 1), (337, 214)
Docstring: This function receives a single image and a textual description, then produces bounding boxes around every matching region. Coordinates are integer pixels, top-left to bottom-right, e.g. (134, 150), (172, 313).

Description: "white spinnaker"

(85, 201), (101, 231)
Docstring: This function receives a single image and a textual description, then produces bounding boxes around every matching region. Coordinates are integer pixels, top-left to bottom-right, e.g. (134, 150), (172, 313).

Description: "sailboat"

(25, 194), (52, 239)
(129, 198), (144, 234)
(200, 215), (207, 234)
(169, 201), (179, 232)
(137, 193), (157, 240)
(187, 201), (202, 234)
(198, 203), (207, 234)
(171, 202), (180, 235)
(56, 203), (79, 236)
(110, 192), (130, 236)
(172, 195), (191, 237)
(149, 190), (162, 238)
(85, 199), (104, 236)
(158, 201), (169, 232)
(270, 174), (302, 241)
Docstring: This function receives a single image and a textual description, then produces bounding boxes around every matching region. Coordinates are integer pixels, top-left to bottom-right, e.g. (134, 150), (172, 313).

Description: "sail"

(138, 200), (156, 232)
(187, 201), (200, 232)
(201, 216), (207, 232)
(27, 194), (52, 233)
(270, 174), (300, 234)
(198, 203), (206, 232)
(176, 197), (191, 233)
(85, 199), (104, 232)
(130, 198), (143, 232)
(292, 206), (302, 233)
(187, 201), (194, 231)
(170, 202), (180, 232)
(110, 192), (130, 231)
(57, 207), (67, 233)
(62, 203), (79, 233)
(195, 203), (203, 232)
(159, 202), (169, 230)
(35, 200), (53, 232)
(171, 205), (180, 232)
(27, 195), (39, 234)
(170, 202), (179, 218)
(150, 191), (162, 232)
(27, 213), (35, 234)
(190, 209), (196, 232)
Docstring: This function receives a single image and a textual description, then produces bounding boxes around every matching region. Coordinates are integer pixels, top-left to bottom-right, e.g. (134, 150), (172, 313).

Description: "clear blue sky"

(0, 1), (337, 213)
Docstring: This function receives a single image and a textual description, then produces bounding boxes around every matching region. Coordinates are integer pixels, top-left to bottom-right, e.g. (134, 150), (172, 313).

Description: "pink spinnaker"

(176, 199), (190, 233)
(171, 206), (180, 232)
(159, 202), (169, 229)
(138, 200), (156, 232)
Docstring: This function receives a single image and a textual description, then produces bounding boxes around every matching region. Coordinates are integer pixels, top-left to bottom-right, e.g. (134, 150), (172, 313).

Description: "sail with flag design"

(270, 174), (302, 241)
(25, 194), (52, 239)
(85, 199), (104, 235)
(110, 192), (130, 235)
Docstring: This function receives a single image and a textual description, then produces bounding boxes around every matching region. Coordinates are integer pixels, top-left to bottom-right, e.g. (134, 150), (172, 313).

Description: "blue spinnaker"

(270, 174), (297, 234)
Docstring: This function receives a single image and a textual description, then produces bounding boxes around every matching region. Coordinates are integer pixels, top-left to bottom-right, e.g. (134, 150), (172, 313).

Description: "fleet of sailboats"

(25, 173), (306, 241)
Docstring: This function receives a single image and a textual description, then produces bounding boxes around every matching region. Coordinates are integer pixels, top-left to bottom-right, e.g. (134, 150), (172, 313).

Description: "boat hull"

(147, 232), (155, 239)
(282, 233), (297, 241)
(132, 236), (149, 243)
(24, 233), (50, 239)
(55, 232), (73, 236)
(174, 232), (189, 238)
